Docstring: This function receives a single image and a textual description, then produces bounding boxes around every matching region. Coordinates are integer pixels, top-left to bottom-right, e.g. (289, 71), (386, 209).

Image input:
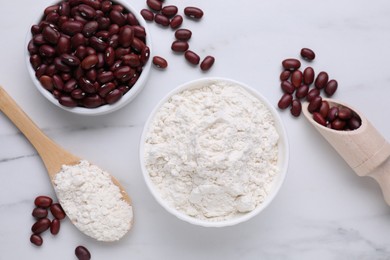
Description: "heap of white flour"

(144, 81), (280, 221)
(53, 160), (133, 241)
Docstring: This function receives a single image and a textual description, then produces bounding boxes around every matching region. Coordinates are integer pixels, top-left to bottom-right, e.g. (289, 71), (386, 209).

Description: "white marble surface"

(1, 0), (390, 259)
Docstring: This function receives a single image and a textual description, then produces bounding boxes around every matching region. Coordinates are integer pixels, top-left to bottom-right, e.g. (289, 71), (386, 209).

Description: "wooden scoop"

(0, 86), (132, 240)
(302, 98), (390, 205)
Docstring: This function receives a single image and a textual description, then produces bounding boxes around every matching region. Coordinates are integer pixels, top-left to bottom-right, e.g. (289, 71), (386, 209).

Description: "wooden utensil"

(302, 98), (390, 205)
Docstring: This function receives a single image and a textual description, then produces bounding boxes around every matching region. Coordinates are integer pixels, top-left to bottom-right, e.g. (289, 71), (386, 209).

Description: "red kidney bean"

(338, 107), (352, 120)
(306, 88), (320, 102)
(71, 88), (85, 99)
(291, 70), (303, 88)
(109, 10), (126, 26)
(282, 58), (301, 71)
(54, 57), (71, 72)
(57, 36), (71, 55)
(61, 20), (84, 35)
(82, 21), (98, 37)
(30, 55), (42, 70)
(97, 71), (114, 84)
(39, 45), (56, 58)
(319, 100), (330, 118)
(52, 75), (65, 90)
(348, 116), (361, 130)
(170, 15), (183, 29)
(140, 46), (150, 64)
(313, 112), (326, 126)
(185, 50), (200, 65)
(119, 25), (134, 48)
(140, 9), (154, 21)
(86, 69), (97, 81)
(35, 64), (47, 78)
(290, 99), (302, 117)
(81, 54), (98, 70)
(200, 56), (215, 71)
(281, 81), (294, 94)
(152, 56), (168, 69)
(184, 7), (204, 19)
(89, 36), (108, 52)
(30, 234), (43, 246)
(278, 93), (293, 109)
(42, 26), (60, 44)
(32, 218), (51, 234)
(33, 34), (46, 46)
(279, 70), (291, 81)
(82, 94), (104, 108)
(59, 95), (78, 107)
(162, 5), (178, 18)
(61, 54), (80, 66)
(303, 67), (315, 85)
(34, 196), (53, 208)
(28, 40), (38, 55)
(75, 245), (91, 260)
(105, 89), (123, 104)
(175, 29), (192, 41)
(331, 119), (346, 130)
(327, 106), (339, 122)
(147, 0), (162, 11)
(171, 40), (189, 52)
(98, 82), (116, 97)
(79, 77), (96, 93)
(308, 96), (322, 113)
(295, 84), (309, 99)
(59, 1), (70, 16)
(32, 207), (48, 219)
(131, 38), (145, 53)
(101, 0), (112, 13)
(50, 203), (66, 220)
(325, 79), (338, 96)
(155, 14), (170, 27)
(122, 53), (140, 67)
(64, 78), (77, 92)
(79, 4), (96, 19)
(133, 25), (146, 39)
(314, 71), (329, 89)
(300, 48), (316, 61)
(50, 219), (61, 235)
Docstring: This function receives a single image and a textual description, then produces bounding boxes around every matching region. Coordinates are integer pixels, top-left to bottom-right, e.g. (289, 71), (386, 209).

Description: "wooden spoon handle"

(0, 86), (79, 178)
(370, 158), (390, 206)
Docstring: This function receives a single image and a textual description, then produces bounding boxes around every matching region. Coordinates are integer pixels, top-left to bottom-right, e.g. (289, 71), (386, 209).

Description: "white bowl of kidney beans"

(26, 0), (152, 115)
(139, 77), (289, 227)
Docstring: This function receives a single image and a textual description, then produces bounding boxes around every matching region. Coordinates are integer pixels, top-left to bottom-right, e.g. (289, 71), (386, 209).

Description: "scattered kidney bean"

(313, 112), (326, 126)
(147, 0), (162, 11)
(281, 81), (295, 94)
(170, 15), (183, 29)
(75, 246), (91, 260)
(280, 70), (291, 81)
(278, 93), (293, 109)
(300, 48), (316, 61)
(30, 234), (43, 246)
(32, 208), (48, 219)
(34, 196), (53, 208)
(162, 5), (178, 18)
(290, 99), (302, 117)
(291, 70), (303, 88)
(50, 219), (61, 235)
(32, 218), (51, 234)
(303, 67), (315, 85)
(152, 56), (168, 69)
(50, 203), (66, 220)
(319, 100), (330, 118)
(308, 96), (322, 113)
(282, 58), (301, 71)
(140, 9), (154, 21)
(154, 14), (170, 26)
(325, 79), (338, 96)
(184, 50), (200, 65)
(306, 88), (320, 102)
(295, 84), (309, 99)
(184, 7), (204, 19)
(171, 40), (189, 52)
(200, 56), (215, 71)
(314, 71), (329, 89)
(175, 29), (192, 41)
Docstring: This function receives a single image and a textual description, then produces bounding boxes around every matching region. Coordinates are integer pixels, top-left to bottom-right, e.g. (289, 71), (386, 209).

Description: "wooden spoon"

(0, 86), (132, 239)
(302, 98), (390, 205)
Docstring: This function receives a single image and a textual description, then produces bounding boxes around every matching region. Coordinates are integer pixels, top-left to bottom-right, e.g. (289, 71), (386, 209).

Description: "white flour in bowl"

(144, 81), (280, 221)
(53, 160), (133, 241)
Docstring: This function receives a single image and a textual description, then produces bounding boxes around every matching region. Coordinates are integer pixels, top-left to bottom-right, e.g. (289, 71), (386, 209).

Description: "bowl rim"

(139, 77), (289, 227)
(25, 0), (152, 116)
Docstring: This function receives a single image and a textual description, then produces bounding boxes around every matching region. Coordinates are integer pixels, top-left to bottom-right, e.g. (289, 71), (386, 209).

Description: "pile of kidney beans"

(27, 0), (150, 108)
(30, 195), (91, 260)
(140, 1), (215, 71)
(277, 48), (361, 131)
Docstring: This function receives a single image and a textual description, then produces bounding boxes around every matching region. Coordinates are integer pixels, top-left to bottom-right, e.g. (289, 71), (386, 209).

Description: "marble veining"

(1, 0), (390, 259)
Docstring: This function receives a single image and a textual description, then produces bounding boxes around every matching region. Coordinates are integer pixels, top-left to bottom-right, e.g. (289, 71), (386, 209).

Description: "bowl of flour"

(140, 77), (289, 227)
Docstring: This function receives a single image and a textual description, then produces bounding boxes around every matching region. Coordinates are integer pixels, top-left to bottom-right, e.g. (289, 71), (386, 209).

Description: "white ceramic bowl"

(140, 77), (289, 227)
(25, 0), (152, 116)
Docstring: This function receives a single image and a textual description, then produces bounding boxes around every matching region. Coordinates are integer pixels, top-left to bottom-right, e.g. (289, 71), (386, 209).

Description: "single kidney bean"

(152, 56), (168, 69)
(133, 25), (146, 39)
(348, 116), (361, 130)
(59, 1), (70, 16)
(162, 5), (178, 18)
(34, 196), (53, 208)
(44, 4), (59, 15)
(155, 14), (170, 27)
(57, 36), (71, 55)
(46, 64), (57, 76)
(331, 119), (346, 130)
(54, 57), (71, 72)
(82, 94), (104, 108)
(122, 53), (140, 67)
(281, 81), (294, 94)
(79, 77), (96, 93)
(39, 45), (56, 58)
(114, 66), (133, 81)
(105, 89), (123, 104)
(28, 40), (38, 55)
(109, 10), (126, 26)
(282, 58), (301, 71)
(81, 54), (98, 70)
(119, 25), (134, 48)
(327, 106), (339, 122)
(279, 70), (290, 81)
(306, 88), (320, 102)
(64, 78), (77, 93)
(97, 71), (114, 84)
(50, 219), (61, 235)
(61, 20), (83, 36)
(86, 69), (97, 82)
(127, 12), (139, 26)
(42, 26), (60, 44)
(59, 95), (78, 107)
(200, 56), (215, 71)
(278, 93), (293, 109)
(184, 7), (204, 19)
(78, 4), (96, 19)
(290, 99), (302, 117)
(170, 15), (183, 29)
(147, 0), (162, 11)
(98, 82), (116, 97)
(295, 84), (309, 99)
(32, 207), (48, 219)
(140, 9), (154, 21)
(140, 46), (150, 65)
(61, 54), (80, 66)
(300, 48), (316, 61)
(325, 79), (338, 96)
(33, 34), (46, 46)
(82, 21), (98, 37)
(52, 75), (65, 90)
(338, 107), (352, 120)
(303, 67), (315, 85)
(313, 112), (326, 126)
(291, 70), (303, 88)
(35, 64), (47, 78)
(308, 96), (322, 113)
(184, 50), (200, 65)
(30, 234), (43, 246)
(30, 55), (41, 70)
(75, 245), (91, 260)
(319, 100), (330, 118)
(175, 29), (192, 41)
(314, 71), (329, 89)
(31, 218), (51, 234)
(89, 36), (108, 52)
(131, 38), (145, 53)
(171, 40), (189, 52)
(71, 88), (85, 99)
(50, 203), (66, 220)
